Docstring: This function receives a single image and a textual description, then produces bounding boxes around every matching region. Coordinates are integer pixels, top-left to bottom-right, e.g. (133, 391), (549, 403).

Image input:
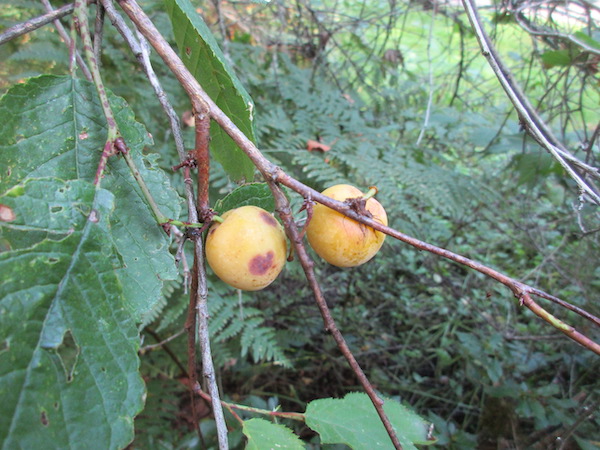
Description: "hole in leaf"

(50, 206), (63, 214)
(54, 402), (59, 410)
(47, 257), (59, 265)
(50, 330), (79, 383)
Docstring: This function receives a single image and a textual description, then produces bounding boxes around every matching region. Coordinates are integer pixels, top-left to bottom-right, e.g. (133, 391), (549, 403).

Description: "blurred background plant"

(1, 0), (599, 448)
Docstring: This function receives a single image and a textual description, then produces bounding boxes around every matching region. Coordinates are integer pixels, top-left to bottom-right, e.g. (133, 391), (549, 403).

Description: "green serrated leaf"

(0, 178), (143, 449)
(305, 392), (434, 449)
(0, 74), (180, 320)
(242, 418), (305, 450)
(214, 183), (275, 214)
(164, 0), (256, 182)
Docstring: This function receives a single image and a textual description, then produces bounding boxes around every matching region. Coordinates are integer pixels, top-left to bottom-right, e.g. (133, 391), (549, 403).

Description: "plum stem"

(362, 186), (378, 200)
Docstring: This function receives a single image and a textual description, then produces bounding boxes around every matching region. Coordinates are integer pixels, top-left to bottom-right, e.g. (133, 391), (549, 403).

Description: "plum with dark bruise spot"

(260, 211), (278, 227)
(249, 251), (275, 275)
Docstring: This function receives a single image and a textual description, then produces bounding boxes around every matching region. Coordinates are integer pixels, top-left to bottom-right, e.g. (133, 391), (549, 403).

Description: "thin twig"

(186, 254), (202, 445)
(194, 112), (211, 218)
(461, 0), (600, 205)
(0, 3), (74, 45)
(40, 0), (92, 82)
(74, 0), (118, 139)
(512, 4), (600, 57)
(268, 181), (404, 449)
(415, 6), (436, 147)
(193, 382), (306, 422)
(140, 328), (186, 354)
(194, 240), (228, 450)
(144, 328), (188, 376)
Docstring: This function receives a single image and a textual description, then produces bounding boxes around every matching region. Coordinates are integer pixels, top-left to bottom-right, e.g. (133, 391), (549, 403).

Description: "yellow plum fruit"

(306, 184), (387, 267)
(205, 205), (287, 291)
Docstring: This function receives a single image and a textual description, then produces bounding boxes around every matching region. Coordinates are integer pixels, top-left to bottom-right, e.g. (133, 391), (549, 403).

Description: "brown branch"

(139, 328), (186, 355)
(520, 293), (600, 354)
(141, 328), (188, 376)
(268, 181), (404, 449)
(0, 2), (74, 45)
(194, 112), (211, 217)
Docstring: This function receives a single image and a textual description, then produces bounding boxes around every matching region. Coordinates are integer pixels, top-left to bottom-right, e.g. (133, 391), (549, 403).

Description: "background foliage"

(1, 0), (599, 448)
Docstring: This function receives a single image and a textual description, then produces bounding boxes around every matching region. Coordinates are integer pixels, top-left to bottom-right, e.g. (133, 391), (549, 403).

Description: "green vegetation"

(1, 0), (599, 448)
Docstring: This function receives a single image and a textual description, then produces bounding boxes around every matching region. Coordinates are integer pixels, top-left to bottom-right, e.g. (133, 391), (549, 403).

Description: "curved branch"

(511, 2), (600, 57)
(461, 0), (600, 206)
